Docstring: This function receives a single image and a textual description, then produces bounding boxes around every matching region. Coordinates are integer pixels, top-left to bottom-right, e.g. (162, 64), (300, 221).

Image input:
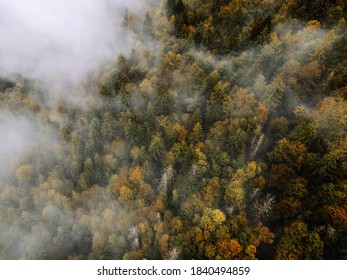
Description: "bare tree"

(127, 225), (140, 250)
(249, 187), (261, 200)
(158, 164), (175, 193)
(317, 224), (339, 241)
(127, 225), (139, 240)
(326, 224), (339, 241)
(224, 205), (234, 216)
(249, 133), (264, 160)
(158, 172), (168, 193)
(164, 247), (181, 260)
(253, 193), (276, 220)
(188, 164), (200, 178)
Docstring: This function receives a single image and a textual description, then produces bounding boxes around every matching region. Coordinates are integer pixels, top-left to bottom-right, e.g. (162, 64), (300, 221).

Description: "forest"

(0, 0), (346, 260)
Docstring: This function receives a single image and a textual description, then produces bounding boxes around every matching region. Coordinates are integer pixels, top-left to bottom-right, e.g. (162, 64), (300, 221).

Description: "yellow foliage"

(306, 20), (320, 29)
(198, 208), (226, 232)
(138, 222), (146, 234)
(194, 147), (209, 174)
(16, 164), (32, 185)
(158, 234), (169, 254)
(246, 245), (257, 260)
(92, 231), (106, 251)
(119, 185), (134, 201)
(205, 244), (217, 259)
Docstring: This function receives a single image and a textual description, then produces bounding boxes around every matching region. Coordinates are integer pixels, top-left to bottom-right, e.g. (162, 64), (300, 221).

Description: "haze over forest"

(0, 0), (346, 259)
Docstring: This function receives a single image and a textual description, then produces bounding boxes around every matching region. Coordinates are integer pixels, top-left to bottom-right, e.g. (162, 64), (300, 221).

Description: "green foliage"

(0, 77), (15, 91)
(276, 221), (323, 260)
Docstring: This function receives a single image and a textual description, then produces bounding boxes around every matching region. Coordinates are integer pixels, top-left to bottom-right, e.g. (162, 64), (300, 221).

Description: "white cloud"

(0, 115), (38, 172)
(0, 0), (144, 83)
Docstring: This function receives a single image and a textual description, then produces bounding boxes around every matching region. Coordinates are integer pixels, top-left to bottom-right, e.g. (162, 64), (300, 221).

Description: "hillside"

(0, 0), (346, 259)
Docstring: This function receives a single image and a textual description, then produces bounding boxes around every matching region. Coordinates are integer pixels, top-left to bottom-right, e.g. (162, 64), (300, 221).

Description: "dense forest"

(0, 0), (346, 260)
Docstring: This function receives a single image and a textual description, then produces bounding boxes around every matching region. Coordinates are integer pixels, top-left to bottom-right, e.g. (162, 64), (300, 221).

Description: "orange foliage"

(327, 204), (347, 231)
(129, 165), (144, 183)
(216, 239), (243, 259)
(119, 185), (134, 201)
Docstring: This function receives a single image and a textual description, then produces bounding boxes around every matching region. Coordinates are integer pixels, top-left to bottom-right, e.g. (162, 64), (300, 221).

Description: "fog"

(0, 116), (39, 174)
(0, 0), (148, 168)
(0, 0), (145, 84)
(0, 0), (150, 260)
